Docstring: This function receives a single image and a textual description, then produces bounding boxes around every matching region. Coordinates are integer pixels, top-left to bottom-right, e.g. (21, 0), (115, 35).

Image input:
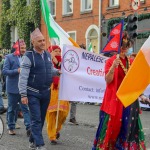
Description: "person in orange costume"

(46, 45), (70, 145)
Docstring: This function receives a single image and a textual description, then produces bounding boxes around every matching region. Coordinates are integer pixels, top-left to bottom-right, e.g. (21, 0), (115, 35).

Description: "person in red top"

(92, 31), (147, 150)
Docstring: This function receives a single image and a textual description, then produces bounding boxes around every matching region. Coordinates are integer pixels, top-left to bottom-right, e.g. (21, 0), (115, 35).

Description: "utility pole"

(99, 0), (102, 53)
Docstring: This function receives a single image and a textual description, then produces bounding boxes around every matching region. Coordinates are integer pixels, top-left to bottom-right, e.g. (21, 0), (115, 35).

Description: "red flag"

(13, 40), (20, 56)
(13, 39), (25, 56)
(101, 20), (124, 54)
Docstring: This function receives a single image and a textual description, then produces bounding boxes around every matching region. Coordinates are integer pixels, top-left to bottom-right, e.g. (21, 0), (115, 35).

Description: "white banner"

(59, 45), (150, 109)
(59, 45), (107, 103)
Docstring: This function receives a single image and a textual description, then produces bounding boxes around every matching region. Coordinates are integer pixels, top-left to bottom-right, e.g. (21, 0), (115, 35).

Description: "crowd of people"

(0, 28), (80, 150)
(0, 28), (150, 150)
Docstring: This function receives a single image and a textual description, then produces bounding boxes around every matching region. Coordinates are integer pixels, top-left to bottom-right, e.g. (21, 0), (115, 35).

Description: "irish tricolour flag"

(40, 0), (79, 47)
(117, 36), (150, 107)
(88, 42), (93, 52)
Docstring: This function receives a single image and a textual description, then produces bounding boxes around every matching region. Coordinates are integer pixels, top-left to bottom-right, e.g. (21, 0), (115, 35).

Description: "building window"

(48, 0), (56, 16)
(68, 31), (76, 42)
(26, 0), (30, 6)
(11, 26), (18, 46)
(109, 0), (119, 7)
(81, 0), (92, 12)
(10, 0), (14, 7)
(63, 0), (73, 15)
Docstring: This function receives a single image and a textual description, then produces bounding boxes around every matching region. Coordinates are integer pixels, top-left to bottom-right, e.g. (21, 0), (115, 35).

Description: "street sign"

(131, 0), (140, 11)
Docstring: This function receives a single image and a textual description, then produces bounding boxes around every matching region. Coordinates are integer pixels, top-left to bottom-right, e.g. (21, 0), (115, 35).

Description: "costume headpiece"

(48, 45), (61, 53)
(30, 28), (44, 40)
(19, 39), (26, 46)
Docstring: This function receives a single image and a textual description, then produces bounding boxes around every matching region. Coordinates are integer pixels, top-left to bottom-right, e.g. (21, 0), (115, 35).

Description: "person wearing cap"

(2, 40), (31, 136)
(92, 31), (146, 150)
(46, 45), (69, 145)
(19, 28), (61, 150)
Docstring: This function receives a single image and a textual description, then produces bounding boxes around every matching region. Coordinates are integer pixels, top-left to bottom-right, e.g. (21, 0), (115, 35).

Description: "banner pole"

(56, 100), (60, 129)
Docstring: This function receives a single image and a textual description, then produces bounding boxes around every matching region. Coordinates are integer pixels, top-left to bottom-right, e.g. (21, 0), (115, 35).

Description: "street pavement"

(0, 99), (150, 150)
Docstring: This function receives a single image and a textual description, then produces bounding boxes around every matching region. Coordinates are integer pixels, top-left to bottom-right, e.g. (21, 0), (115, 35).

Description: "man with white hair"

(19, 28), (60, 150)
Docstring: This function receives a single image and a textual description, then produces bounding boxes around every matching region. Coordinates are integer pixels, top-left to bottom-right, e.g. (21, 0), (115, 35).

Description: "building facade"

(41, 0), (100, 53)
(0, 0), (40, 49)
(41, 0), (150, 53)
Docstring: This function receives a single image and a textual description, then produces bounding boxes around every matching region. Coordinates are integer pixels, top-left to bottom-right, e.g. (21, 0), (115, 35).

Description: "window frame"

(63, 0), (73, 15)
(67, 31), (77, 42)
(109, 0), (119, 7)
(48, 0), (56, 17)
(11, 26), (18, 46)
(26, 0), (30, 6)
(80, 0), (93, 12)
(10, 0), (14, 7)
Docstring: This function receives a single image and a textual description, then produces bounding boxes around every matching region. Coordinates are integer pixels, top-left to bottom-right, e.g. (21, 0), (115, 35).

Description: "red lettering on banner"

(87, 67), (105, 76)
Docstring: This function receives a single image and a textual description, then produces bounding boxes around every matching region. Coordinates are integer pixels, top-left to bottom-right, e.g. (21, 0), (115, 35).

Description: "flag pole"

(18, 38), (21, 56)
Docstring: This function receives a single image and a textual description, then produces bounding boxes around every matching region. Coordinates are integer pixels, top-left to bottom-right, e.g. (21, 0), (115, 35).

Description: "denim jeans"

(7, 93), (31, 130)
(0, 82), (4, 109)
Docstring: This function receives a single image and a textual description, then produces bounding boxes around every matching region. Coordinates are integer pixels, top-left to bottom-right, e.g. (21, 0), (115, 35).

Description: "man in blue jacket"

(19, 28), (60, 150)
(2, 40), (31, 135)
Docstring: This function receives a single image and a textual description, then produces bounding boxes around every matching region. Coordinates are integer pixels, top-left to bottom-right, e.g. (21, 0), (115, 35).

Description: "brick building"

(41, 0), (150, 53)
(41, 0), (100, 53)
(101, 0), (150, 53)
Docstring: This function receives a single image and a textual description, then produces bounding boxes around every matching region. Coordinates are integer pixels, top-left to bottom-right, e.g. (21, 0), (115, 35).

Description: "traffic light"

(127, 14), (138, 39)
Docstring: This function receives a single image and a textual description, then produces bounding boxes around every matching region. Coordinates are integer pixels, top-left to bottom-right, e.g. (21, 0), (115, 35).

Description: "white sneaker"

(15, 123), (21, 129)
(29, 142), (36, 150)
(36, 146), (47, 150)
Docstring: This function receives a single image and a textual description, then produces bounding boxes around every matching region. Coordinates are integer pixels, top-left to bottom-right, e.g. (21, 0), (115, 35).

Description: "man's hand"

(58, 70), (62, 76)
(112, 57), (120, 69)
(21, 97), (28, 105)
(18, 68), (20, 73)
(50, 51), (56, 59)
(139, 95), (150, 106)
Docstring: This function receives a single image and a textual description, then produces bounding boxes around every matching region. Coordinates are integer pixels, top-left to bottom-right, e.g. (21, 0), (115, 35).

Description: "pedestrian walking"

(69, 102), (78, 125)
(19, 28), (60, 150)
(0, 54), (7, 114)
(2, 39), (31, 136)
(46, 45), (70, 145)
(92, 31), (146, 150)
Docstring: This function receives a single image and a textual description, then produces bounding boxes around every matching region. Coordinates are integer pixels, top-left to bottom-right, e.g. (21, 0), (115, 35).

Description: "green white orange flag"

(40, 0), (79, 47)
(88, 42), (93, 52)
(117, 36), (150, 107)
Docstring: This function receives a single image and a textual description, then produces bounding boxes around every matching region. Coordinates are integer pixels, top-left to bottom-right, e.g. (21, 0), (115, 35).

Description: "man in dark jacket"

(19, 28), (60, 150)
(2, 40), (31, 135)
